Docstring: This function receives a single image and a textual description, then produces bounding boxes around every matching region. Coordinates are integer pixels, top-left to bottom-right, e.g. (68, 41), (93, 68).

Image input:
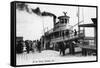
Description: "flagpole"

(78, 6), (80, 36)
(82, 8), (85, 36)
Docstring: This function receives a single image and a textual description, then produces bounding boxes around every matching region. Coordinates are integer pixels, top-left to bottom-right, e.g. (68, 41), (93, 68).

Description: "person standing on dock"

(37, 40), (41, 53)
(59, 42), (66, 56)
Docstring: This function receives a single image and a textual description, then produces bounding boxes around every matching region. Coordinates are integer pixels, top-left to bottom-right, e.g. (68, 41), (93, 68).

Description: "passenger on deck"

(74, 29), (77, 36)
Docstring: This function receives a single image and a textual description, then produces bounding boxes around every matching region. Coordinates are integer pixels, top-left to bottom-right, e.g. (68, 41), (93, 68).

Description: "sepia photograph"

(14, 1), (97, 66)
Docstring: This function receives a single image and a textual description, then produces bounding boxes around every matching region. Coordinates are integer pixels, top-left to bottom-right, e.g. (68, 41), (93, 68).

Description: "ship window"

(60, 19), (64, 23)
(61, 31), (65, 37)
(54, 32), (59, 38)
(65, 19), (67, 23)
(65, 30), (69, 36)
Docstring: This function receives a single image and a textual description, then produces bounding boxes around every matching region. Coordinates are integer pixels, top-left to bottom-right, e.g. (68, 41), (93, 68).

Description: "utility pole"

(42, 17), (46, 49)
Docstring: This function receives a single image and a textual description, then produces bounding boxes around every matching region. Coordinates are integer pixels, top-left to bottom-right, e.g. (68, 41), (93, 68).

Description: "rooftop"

(58, 15), (70, 19)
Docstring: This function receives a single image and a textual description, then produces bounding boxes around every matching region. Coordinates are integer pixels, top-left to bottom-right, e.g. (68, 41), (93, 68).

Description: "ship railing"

(51, 30), (84, 43)
(68, 30), (84, 39)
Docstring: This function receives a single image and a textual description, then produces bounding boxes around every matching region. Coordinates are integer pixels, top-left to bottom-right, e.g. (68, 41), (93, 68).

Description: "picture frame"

(11, 1), (98, 67)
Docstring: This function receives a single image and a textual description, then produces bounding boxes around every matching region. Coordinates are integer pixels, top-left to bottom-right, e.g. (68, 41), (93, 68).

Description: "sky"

(16, 3), (96, 40)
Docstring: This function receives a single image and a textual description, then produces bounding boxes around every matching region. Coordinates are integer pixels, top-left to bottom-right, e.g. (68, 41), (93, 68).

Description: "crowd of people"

(16, 40), (42, 54)
(58, 29), (78, 56)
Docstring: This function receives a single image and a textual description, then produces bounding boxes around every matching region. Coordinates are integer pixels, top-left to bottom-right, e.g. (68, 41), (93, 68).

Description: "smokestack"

(53, 16), (56, 26)
(41, 11), (57, 26)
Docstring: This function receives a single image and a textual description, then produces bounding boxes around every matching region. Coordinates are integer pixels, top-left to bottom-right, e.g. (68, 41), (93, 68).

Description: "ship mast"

(78, 6), (80, 35)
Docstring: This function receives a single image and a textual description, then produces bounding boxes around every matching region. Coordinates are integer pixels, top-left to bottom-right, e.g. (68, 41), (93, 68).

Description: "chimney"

(53, 16), (56, 26)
